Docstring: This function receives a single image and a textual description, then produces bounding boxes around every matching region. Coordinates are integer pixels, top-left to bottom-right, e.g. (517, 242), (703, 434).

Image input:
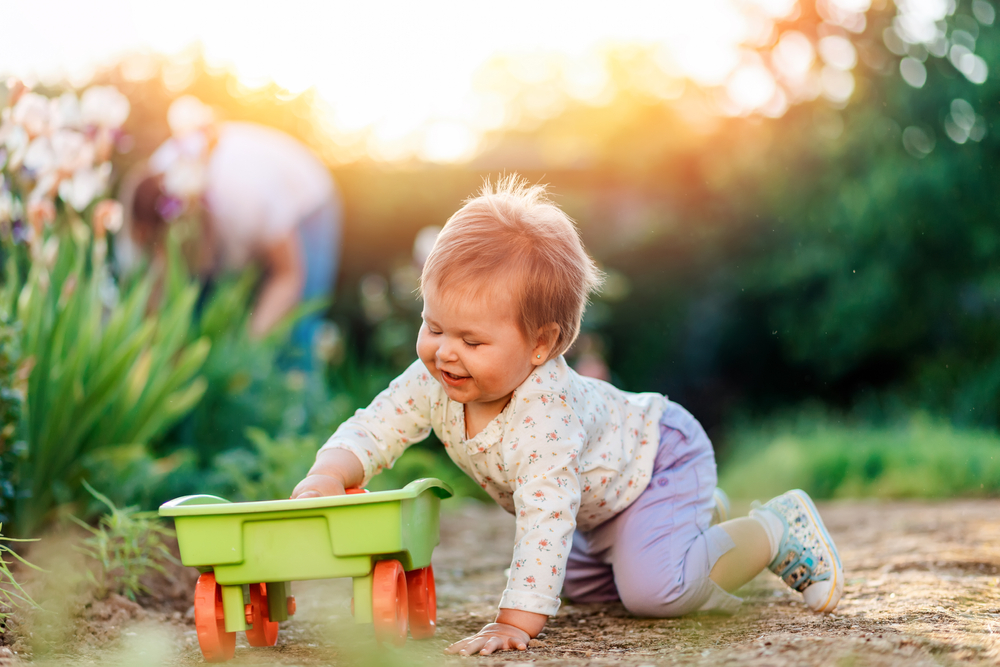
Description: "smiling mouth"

(440, 370), (469, 386)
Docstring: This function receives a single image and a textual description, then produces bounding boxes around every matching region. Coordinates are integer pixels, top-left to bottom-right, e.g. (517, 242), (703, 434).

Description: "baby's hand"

(444, 622), (530, 656)
(290, 448), (365, 499)
(290, 473), (347, 499)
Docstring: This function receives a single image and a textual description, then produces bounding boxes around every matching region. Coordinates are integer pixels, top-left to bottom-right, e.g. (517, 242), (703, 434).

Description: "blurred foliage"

(6, 224), (208, 537)
(77, 272), (328, 507)
(164, 271), (332, 465)
(469, 0), (1000, 439)
(71, 481), (176, 602)
(86, 266), (481, 507)
(719, 412), (1000, 500)
(0, 316), (22, 527)
(142, 274), (366, 503)
(209, 428), (321, 502)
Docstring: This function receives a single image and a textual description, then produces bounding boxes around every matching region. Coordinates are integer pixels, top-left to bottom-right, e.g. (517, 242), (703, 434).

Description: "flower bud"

(5, 78), (27, 107)
(167, 95), (213, 137)
(80, 86), (130, 130)
(40, 236), (59, 268)
(12, 92), (50, 138)
(0, 186), (13, 225)
(27, 198), (56, 240)
(92, 199), (123, 239)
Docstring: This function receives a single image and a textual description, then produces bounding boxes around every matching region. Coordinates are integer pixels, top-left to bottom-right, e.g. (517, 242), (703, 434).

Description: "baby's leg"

(711, 491), (844, 613)
(708, 518), (772, 592)
(600, 491), (743, 617)
(571, 421), (743, 617)
(563, 532), (619, 603)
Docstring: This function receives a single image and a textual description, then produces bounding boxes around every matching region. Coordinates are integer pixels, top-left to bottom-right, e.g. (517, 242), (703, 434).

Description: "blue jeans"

(290, 190), (342, 364)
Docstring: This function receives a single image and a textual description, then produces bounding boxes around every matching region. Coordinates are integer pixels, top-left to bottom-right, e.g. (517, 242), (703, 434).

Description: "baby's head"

(420, 175), (602, 358)
(420, 175), (603, 363)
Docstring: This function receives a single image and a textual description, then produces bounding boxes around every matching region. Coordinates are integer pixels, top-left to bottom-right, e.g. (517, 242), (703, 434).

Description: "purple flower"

(11, 219), (28, 244)
(155, 195), (184, 221)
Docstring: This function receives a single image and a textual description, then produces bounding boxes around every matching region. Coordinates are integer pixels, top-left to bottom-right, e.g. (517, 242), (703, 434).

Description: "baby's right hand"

(291, 473), (347, 499)
(290, 448), (365, 499)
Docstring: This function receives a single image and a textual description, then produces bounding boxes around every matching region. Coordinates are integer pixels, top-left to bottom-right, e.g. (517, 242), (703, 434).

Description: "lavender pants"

(563, 402), (742, 616)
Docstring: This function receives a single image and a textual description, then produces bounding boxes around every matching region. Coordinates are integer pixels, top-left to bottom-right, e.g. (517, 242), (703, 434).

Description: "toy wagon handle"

(160, 494), (233, 509)
(402, 478), (454, 499)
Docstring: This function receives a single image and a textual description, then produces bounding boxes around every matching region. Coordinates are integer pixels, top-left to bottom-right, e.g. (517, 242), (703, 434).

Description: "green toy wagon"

(159, 479), (453, 662)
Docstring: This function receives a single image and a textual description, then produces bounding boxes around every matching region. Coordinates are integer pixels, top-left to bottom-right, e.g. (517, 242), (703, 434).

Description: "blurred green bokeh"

(720, 413), (1000, 500)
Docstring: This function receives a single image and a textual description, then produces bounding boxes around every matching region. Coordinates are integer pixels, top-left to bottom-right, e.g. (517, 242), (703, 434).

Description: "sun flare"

(3, 0), (797, 161)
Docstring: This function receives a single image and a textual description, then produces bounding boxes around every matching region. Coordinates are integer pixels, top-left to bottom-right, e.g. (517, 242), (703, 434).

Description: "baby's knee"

(619, 587), (692, 619)
(620, 576), (741, 618)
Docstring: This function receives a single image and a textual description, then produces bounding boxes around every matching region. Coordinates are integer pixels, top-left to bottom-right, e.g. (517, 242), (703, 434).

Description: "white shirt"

(321, 356), (668, 616)
(200, 122), (332, 269)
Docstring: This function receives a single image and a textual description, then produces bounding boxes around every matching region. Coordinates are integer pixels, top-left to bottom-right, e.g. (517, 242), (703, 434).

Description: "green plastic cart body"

(159, 478), (452, 635)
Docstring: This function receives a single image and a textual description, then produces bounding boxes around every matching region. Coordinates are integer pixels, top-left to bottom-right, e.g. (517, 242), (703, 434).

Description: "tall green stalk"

(9, 225), (209, 537)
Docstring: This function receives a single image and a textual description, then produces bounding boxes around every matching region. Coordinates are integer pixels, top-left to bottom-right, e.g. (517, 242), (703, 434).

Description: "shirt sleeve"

(319, 360), (436, 485)
(498, 385), (585, 616)
(260, 190), (300, 243)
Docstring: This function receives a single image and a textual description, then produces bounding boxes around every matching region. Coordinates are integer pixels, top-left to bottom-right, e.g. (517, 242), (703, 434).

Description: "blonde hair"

(420, 175), (604, 359)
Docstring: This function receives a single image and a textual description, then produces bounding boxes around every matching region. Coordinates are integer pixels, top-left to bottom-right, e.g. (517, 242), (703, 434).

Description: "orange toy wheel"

(245, 583), (279, 647)
(194, 572), (236, 663)
(372, 560), (408, 645)
(406, 565), (437, 639)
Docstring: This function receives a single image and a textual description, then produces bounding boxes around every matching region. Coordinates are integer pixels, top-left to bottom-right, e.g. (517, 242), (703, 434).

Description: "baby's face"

(417, 284), (537, 416)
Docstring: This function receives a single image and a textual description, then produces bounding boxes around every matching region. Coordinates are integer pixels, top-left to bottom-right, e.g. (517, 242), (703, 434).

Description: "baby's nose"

(436, 339), (459, 361)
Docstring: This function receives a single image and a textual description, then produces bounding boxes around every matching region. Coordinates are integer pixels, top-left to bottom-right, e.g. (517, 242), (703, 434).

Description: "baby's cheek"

(416, 333), (433, 363)
(417, 353), (436, 379)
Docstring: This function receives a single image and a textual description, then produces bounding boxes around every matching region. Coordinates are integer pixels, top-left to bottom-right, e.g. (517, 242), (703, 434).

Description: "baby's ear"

(533, 323), (561, 363)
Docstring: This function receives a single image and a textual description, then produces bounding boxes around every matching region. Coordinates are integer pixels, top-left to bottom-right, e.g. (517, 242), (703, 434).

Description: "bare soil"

(5, 499), (1000, 666)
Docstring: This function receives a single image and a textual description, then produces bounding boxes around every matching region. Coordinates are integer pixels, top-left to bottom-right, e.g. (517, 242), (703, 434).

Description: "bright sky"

(1, 0), (796, 161)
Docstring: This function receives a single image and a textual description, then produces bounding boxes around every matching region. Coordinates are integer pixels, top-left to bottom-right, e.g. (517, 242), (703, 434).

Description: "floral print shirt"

(320, 356), (668, 616)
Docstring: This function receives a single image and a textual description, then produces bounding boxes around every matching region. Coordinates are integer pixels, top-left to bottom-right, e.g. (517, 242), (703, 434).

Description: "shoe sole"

(788, 489), (843, 613)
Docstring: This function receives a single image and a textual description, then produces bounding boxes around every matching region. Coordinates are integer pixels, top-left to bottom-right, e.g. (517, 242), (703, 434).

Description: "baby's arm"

(290, 360), (436, 499)
(448, 397), (584, 655)
(290, 448), (364, 499)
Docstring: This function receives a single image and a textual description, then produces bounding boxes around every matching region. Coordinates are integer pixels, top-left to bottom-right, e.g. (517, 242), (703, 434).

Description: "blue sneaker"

(758, 489), (843, 613)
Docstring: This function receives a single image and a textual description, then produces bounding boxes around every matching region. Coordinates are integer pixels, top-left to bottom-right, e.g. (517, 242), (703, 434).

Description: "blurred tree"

(84, 0), (999, 442)
(467, 0), (999, 435)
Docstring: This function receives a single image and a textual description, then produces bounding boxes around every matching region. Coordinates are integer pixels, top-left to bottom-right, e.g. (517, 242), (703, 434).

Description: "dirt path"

(9, 499), (1000, 665)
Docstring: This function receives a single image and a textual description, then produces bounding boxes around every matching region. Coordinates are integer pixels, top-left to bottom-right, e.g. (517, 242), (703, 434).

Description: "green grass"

(71, 481), (177, 601)
(718, 414), (1000, 501)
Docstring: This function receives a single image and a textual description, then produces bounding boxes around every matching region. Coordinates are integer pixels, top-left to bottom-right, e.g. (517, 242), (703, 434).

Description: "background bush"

(719, 414), (1000, 500)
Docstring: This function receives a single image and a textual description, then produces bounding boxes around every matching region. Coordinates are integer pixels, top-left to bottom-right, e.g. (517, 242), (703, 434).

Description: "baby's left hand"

(444, 622), (530, 656)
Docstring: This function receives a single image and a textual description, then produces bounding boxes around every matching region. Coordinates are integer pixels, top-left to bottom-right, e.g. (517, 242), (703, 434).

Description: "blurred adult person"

(123, 96), (341, 355)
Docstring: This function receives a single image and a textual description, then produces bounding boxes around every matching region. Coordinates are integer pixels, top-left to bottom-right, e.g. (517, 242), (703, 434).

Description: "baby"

(292, 177), (843, 655)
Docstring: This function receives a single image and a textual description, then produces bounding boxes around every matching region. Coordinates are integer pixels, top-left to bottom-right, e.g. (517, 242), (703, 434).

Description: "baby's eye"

(428, 328), (442, 335)
(464, 340), (481, 348)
